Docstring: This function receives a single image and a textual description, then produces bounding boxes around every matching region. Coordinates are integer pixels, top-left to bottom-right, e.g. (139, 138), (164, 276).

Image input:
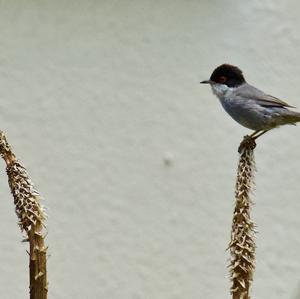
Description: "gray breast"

(219, 97), (269, 130)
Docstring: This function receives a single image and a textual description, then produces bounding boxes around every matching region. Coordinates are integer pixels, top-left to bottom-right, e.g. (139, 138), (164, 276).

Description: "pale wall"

(0, 1), (300, 298)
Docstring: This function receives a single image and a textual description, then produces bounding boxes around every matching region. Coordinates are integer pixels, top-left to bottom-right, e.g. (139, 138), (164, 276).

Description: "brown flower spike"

(0, 131), (48, 299)
(229, 137), (256, 299)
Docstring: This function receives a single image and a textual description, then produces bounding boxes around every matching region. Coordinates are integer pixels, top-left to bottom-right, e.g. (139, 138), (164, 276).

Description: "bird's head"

(201, 64), (246, 88)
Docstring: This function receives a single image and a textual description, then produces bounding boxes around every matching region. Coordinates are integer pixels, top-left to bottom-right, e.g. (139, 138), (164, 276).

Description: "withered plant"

(0, 131), (47, 299)
(229, 137), (256, 299)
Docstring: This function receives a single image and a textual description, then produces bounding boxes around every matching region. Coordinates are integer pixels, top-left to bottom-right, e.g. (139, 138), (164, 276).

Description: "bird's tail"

(283, 111), (300, 125)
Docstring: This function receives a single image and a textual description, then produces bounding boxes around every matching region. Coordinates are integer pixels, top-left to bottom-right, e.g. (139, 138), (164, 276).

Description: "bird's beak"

(200, 80), (214, 84)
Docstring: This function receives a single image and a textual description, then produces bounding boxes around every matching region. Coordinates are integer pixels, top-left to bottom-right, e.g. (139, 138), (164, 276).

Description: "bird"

(201, 64), (300, 140)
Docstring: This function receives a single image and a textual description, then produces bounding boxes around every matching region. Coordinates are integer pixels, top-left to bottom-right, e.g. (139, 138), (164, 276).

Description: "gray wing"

(235, 84), (295, 108)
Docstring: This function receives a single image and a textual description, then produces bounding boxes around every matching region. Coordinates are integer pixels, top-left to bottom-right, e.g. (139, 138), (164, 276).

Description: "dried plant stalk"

(0, 131), (48, 299)
(229, 137), (256, 299)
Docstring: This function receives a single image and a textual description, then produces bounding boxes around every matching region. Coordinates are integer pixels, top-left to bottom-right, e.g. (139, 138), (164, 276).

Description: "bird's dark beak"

(200, 80), (214, 84)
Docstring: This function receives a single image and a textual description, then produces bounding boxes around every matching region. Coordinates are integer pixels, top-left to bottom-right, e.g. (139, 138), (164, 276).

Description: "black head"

(201, 64), (246, 87)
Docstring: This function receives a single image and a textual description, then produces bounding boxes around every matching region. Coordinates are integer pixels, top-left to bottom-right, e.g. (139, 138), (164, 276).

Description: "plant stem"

(229, 137), (256, 299)
(0, 131), (48, 299)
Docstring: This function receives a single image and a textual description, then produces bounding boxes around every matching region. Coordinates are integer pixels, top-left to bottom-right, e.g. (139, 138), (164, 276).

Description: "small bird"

(201, 64), (300, 140)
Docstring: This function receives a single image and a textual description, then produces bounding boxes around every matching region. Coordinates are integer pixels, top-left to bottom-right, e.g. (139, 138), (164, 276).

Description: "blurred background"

(0, 1), (300, 298)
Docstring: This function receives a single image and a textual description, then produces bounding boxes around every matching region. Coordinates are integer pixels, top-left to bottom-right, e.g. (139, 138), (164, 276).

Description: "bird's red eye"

(219, 76), (227, 83)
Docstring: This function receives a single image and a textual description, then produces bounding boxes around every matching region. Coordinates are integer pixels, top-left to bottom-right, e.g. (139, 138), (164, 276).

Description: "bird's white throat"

(211, 83), (232, 98)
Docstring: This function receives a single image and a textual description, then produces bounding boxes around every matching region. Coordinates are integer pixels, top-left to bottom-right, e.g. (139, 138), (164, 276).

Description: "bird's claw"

(238, 135), (256, 153)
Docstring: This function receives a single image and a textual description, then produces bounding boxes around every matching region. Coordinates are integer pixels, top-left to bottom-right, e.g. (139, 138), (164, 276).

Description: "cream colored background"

(0, 1), (300, 298)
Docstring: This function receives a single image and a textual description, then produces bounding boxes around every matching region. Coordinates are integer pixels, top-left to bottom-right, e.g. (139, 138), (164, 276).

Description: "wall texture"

(0, 1), (300, 298)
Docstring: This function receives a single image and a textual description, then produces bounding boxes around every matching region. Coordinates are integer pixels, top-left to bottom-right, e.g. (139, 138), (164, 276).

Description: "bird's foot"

(238, 135), (256, 153)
